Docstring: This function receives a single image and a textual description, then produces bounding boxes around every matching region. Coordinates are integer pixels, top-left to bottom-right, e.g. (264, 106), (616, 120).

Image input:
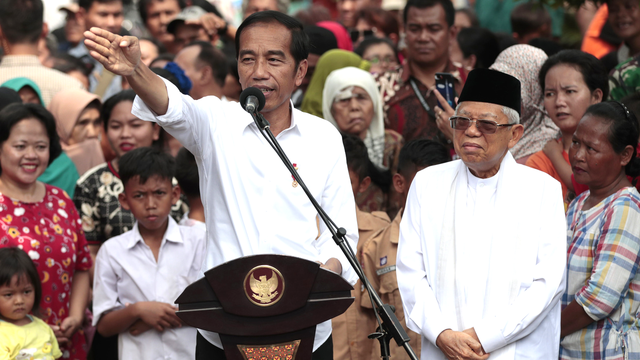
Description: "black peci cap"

(458, 68), (522, 116)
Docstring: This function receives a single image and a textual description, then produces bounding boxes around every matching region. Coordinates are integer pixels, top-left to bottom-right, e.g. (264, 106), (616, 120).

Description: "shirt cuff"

(474, 318), (508, 353)
(131, 76), (184, 126)
(410, 299), (449, 346)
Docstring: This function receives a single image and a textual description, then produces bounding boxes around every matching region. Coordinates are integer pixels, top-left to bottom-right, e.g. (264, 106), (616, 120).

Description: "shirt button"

(479, 183), (485, 188)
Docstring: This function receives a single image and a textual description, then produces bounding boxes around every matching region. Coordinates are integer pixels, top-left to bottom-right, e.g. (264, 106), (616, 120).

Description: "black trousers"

(195, 332), (333, 360)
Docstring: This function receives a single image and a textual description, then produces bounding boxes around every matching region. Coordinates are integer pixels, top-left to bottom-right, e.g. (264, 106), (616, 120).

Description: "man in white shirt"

(396, 69), (566, 360)
(83, 10), (358, 360)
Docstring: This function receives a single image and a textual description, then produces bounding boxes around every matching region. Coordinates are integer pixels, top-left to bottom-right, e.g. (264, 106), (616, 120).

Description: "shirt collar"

(242, 100), (299, 134)
(401, 59), (465, 85)
(466, 166), (500, 191)
(127, 216), (183, 249)
(0, 55), (41, 67)
(389, 208), (402, 244)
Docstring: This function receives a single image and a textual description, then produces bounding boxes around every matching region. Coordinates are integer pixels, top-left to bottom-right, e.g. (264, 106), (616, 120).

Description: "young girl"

(0, 248), (62, 360)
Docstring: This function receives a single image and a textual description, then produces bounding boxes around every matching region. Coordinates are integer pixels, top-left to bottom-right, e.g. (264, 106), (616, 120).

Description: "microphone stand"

(248, 110), (419, 360)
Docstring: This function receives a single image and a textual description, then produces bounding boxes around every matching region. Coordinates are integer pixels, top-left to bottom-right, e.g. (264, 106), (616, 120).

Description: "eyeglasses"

(449, 116), (516, 134)
(364, 55), (398, 66)
(350, 29), (375, 42)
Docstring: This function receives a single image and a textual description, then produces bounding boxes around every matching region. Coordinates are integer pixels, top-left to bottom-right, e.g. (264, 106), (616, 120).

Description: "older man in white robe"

(397, 69), (566, 360)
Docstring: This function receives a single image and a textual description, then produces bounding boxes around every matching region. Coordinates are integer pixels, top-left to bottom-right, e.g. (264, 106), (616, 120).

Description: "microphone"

(239, 87), (265, 113)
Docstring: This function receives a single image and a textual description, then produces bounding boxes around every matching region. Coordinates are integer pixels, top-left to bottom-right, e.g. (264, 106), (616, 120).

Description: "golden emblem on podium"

(244, 265), (285, 306)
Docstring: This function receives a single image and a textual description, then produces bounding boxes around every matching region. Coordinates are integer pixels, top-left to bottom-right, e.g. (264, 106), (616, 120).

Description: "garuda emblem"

(244, 266), (285, 306)
(250, 270), (278, 303)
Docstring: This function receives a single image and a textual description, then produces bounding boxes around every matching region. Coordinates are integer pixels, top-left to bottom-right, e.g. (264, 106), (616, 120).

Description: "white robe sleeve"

(397, 172), (451, 345)
(473, 179), (566, 353)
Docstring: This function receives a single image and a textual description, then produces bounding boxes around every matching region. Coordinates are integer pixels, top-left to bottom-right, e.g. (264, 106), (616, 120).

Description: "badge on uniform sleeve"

(380, 256), (387, 266)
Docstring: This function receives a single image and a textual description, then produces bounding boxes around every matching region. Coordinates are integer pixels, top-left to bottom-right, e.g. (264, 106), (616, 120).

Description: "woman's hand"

(50, 324), (70, 347)
(432, 88), (456, 142)
(543, 139), (563, 160)
(60, 315), (83, 341)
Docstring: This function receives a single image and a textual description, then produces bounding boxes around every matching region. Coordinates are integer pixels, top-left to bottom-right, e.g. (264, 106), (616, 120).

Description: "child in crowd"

(92, 147), (206, 360)
(511, 2), (552, 44)
(362, 139), (450, 360)
(332, 135), (390, 360)
(0, 248), (62, 360)
(175, 147), (205, 231)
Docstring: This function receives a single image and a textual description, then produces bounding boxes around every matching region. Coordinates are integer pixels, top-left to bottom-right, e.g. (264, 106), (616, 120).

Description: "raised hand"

(84, 27), (141, 77)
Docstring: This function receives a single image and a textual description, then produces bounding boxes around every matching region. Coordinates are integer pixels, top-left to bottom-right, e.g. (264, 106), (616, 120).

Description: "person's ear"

(358, 176), (371, 193)
(41, 22), (49, 40)
(393, 173), (405, 194)
(620, 144), (635, 167)
(199, 65), (212, 84)
(171, 184), (181, 206)
(508, 123), (525, 149)
(118, 192), (131, 211)
(591, 88), (603, 103)
(388, 32), (399, 45)
(467, 54), (477, 69)
(294, 59), (308, 87)
(152, 123), (161, 141)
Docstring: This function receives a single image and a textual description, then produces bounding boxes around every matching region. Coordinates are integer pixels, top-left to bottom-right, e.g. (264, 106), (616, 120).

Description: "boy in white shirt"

(92, 147), (206, 360)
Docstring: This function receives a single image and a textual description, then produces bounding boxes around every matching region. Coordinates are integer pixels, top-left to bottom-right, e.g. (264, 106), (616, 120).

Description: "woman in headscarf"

(48, 89), (105, 177)
(1, 77), (44, 105)
(323, 66), (403, 216)
(317, 21), (353, 51)
(300, 49), (370, 118)
(488, 44), (559, 163)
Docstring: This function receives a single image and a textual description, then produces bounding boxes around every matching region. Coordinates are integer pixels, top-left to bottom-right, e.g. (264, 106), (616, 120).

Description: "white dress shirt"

(178, 211), (207, 233)
(92, 217), (206, 360)
(396, 153), (566, 360)
(132, 78), (359, 350)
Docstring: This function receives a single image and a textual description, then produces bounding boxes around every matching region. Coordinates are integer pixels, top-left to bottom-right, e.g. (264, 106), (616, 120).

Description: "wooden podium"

(175, 254), (354, 360)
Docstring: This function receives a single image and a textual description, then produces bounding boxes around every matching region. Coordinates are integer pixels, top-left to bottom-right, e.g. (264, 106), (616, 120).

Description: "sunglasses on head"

(350, 29), (374, 42)
(449, 116), (516, 134)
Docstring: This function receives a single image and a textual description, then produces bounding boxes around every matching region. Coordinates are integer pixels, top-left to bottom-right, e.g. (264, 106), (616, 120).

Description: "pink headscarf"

(317, 21), (353, 51)
(48, 89), (105, 175)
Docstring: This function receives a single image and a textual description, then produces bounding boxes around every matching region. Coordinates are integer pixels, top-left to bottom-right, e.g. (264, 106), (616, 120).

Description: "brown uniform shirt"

(361, 209), (421, 359)
(333, 208), (390, 360)
(376, 62), (466, 144)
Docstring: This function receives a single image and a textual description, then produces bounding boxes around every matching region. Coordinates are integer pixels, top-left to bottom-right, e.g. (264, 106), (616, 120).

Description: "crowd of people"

(0, 0), (639, 359)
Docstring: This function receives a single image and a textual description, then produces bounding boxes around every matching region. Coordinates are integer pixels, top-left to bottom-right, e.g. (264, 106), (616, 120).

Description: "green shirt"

(38, 152), (80, 198)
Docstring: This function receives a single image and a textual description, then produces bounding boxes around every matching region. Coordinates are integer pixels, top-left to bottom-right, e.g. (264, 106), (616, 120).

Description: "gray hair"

(242, 0), (290, 15)
(454, 104), (521, 124)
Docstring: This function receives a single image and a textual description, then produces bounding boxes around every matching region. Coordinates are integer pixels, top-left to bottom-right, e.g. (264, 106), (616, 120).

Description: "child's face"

(0, 274), (35, 325)
(119, 175), (180, 232)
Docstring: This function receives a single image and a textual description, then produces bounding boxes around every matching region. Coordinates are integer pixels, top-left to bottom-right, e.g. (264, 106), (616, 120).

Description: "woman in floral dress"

(0, 103), (92, 359)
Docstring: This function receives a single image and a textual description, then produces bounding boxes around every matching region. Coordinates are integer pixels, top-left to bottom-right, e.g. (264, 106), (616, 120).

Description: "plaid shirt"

(0, 55), (84, 106)
(561, 187), (640, 359)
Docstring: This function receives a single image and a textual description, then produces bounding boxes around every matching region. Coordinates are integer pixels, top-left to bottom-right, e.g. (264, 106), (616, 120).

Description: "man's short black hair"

(187, 41), (229, 87)
(79, 0), (125, 11)
(343, 134), (392, 192)
(510, 2), (551, 37)
(403, 0), (454, 27)
(119, 147), (176, 188)
(0, 0), (43, 44)
(0, 103), (62, 175)
(457, 27), (500, 69)
(539, 49), (609, 100)
(235, 11), (309, 69)
(138, 0), (186, 25)
(397, 139), (449, 178)
(175, 147), (199, 198)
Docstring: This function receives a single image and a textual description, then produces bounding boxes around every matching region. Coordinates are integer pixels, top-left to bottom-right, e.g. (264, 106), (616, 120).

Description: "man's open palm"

(84, 27), (140, 76)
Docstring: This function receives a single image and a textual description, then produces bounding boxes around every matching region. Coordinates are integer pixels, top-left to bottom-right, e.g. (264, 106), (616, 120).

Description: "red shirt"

(0, 185), (92, 359)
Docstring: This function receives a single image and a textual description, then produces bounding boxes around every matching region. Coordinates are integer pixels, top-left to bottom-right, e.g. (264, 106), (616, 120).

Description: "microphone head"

(239, 87), (266, 112)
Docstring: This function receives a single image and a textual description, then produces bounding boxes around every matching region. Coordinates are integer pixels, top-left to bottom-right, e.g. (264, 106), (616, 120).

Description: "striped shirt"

(0, 55), (84, 106)
(561, 186), (640, 360)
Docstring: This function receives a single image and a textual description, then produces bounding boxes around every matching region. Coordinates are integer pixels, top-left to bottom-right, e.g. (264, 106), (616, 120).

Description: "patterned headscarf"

(489, 45), (559, 159)
(322, 67), (386, 169)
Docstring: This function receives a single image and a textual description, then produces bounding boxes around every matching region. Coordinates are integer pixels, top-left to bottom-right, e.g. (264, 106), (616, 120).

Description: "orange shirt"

(581, 4), (617, 59)
(526, 150), (570, 208)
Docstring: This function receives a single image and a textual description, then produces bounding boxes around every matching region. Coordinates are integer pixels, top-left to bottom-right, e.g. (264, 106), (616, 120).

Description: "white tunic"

(397, 152), (566, 360)
(132, 78), (359, 350)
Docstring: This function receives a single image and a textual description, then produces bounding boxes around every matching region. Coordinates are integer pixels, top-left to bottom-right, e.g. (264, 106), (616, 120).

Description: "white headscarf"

(322, 66), (387, 169)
